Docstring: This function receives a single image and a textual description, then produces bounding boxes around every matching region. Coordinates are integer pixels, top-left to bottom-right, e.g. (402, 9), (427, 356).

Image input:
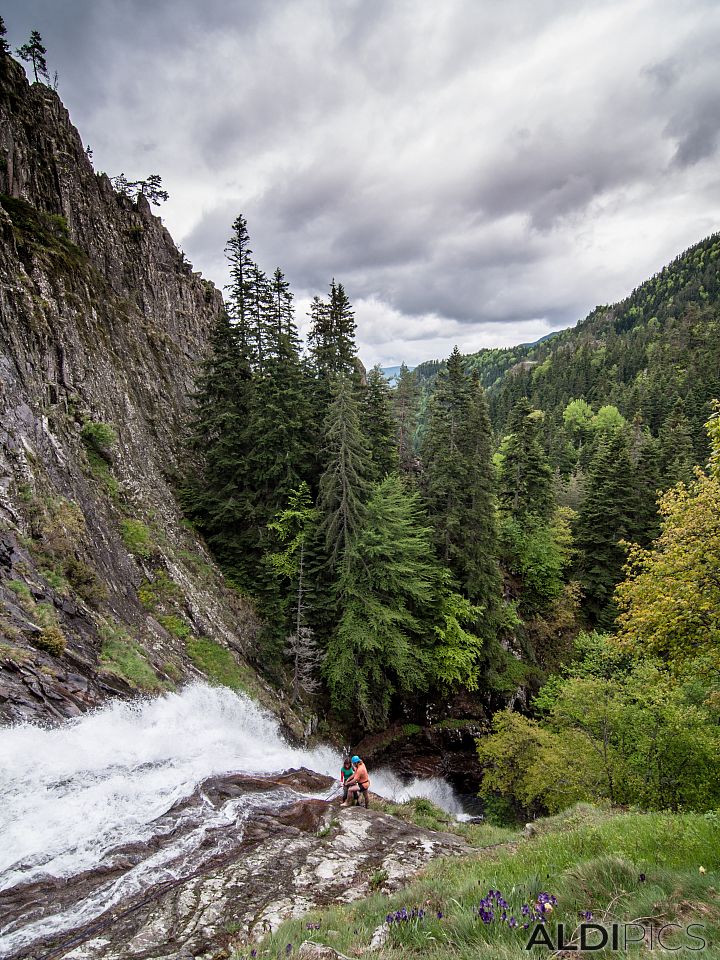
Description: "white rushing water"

(0, 683), (465, 957)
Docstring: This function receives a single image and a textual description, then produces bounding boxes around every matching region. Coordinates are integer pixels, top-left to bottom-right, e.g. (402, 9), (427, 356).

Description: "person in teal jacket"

(339, 755), (356, 804)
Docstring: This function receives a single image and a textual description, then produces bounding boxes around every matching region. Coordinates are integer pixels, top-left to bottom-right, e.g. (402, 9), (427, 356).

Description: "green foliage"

(478, 636), (720, 815)
(6, 580), (32, 603)
(157, 614), (191, 640)
(574, 431), (634, 626)
(85, 447), (120, 497)
(120, 519), (155, 559)
(325, 475), (443, 728)
(431, 590), (484, 690)
(0, 194), (85, 272)
(267, 482), (317, 582)
(64, 557), (107, 607)
(33, 625), (67, 656)
(138, 571), (180, 610)
(362, 365), (399, 480)
(562, 398), (593, 433)
(368, 868), (389, 891)
(402, 723), (422, 736)
(421, 351), (500, 626)
(394, 363), (420, 474)
(499, 508), (573, 613)
(591, 404), (627, 435)
(616, 407), (720, 671)
(80, 420), (116, 459)
(186, 636), (248, 692)
(316, 375), (371, 572)
(99, 626), (163, 690)
(496, 399), (554, 520)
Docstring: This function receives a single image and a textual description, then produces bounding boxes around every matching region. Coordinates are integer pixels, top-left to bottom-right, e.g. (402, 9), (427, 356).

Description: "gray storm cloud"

(6, 0), (720, 365)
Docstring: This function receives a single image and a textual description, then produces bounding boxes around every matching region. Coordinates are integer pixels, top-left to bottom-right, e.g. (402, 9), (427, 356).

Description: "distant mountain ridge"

(416, 234), (720, 461)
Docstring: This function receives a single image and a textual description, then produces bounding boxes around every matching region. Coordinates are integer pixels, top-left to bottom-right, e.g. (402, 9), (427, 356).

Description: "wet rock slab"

(5, 769), (471, 960)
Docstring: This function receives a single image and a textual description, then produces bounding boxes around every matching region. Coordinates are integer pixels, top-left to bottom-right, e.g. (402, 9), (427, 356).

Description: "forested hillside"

(182, 221), (720, 775)
(420, 234), (720, 464)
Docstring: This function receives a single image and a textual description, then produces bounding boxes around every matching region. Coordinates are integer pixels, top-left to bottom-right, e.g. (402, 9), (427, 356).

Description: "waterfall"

(0, 682), (464, 958)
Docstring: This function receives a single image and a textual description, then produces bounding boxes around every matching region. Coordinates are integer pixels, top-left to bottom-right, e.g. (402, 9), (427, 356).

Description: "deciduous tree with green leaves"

(616, 406), (720, 672)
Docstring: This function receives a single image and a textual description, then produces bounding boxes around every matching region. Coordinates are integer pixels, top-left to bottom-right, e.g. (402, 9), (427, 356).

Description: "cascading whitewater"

(0, 683), (465, 958)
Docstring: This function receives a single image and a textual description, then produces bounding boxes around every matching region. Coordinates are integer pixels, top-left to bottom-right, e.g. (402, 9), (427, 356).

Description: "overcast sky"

(7, 0), (720, 366)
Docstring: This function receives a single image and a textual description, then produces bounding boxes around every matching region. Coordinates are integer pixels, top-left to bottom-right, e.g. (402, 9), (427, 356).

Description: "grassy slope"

(246, 803), (719, 959)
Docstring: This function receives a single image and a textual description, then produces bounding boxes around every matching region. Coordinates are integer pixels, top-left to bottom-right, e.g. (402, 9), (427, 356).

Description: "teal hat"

(351, 755), (361, 763)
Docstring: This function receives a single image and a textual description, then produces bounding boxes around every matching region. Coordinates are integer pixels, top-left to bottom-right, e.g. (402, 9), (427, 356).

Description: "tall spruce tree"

(497, 399), (554, 520)
(394, 363), (419, 475)
(659, 404), (696, 487)
(575, 429), (635, 627)
(308, 281), (357, 381)
(270, 267), (295, 345)
(362, 365), (399, 480)
(249, 285), (312, 534)
(325, 475), (443, 729)
(316, 375), (371, 573)
(421, 348), (500, 625)
(181, 311), (257, 584)
(247, 261), (273, 370)
(225, 215), (255, 357)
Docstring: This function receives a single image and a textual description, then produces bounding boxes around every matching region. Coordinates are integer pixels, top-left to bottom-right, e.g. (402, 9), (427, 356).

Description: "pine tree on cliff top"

(17, 30), (49, 84)
(0, 17), (10, 56)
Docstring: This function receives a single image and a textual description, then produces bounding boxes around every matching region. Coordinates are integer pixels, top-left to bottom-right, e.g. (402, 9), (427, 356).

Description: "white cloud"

(9, 0), (720, 366)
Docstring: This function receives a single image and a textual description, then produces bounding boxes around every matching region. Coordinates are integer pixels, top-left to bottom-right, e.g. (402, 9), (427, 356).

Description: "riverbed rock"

(3, 769), (473, 960)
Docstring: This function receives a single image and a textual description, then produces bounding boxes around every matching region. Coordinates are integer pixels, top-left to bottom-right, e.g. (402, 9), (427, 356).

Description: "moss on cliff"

(0, 193), (87, 272)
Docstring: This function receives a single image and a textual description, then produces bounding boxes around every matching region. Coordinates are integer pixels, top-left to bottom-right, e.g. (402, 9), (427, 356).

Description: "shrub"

(81, 420), (116, 460)
(369, 868), (389, 891)
(40, 566), (69, 593)
(138, 570), (180, 610)
(33, 625), (67, 656)
(120, 519), (155, 559)
(65, 557), (108, 607)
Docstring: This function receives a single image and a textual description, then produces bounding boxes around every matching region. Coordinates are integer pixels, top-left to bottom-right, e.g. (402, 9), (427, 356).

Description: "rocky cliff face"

(0, 54), (295, 728)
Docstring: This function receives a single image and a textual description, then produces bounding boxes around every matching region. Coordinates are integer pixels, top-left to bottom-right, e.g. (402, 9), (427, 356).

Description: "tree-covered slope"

(420, 234), (720, 463)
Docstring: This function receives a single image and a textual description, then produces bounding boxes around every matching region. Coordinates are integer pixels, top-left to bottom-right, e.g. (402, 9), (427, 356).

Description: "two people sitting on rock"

(340, 754), (370, 808)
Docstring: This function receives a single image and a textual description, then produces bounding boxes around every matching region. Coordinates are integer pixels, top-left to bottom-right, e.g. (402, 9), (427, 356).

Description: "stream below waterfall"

(0, 683), (469, 959)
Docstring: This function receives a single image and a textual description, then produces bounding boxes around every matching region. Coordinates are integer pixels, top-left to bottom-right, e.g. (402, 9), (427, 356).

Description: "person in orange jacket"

(341, 755), (370, 808)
